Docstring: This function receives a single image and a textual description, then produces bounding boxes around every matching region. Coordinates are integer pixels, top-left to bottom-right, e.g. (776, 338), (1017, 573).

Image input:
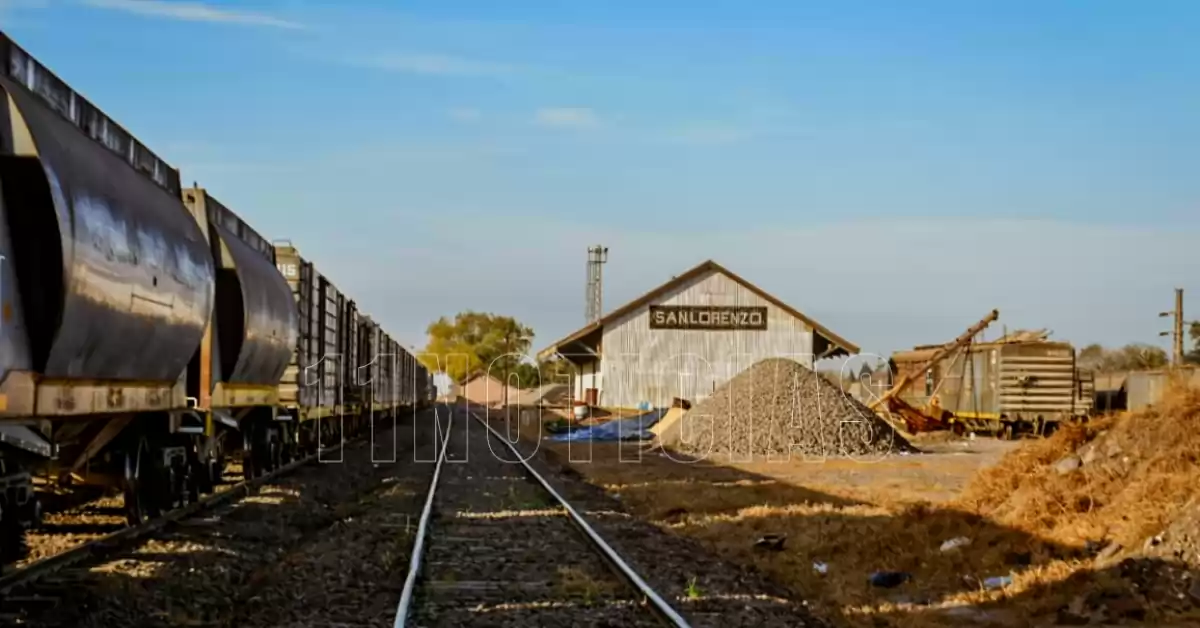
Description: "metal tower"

(585, 245), (608, 324)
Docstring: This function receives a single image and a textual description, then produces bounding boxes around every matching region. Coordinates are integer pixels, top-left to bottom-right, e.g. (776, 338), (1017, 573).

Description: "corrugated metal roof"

(510, 383), (572, 406)
(537, 259), (860, 360)
(1093, 373), (1128, 393)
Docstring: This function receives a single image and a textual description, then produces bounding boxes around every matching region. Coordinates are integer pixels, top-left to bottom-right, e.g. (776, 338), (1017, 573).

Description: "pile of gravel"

(661, 358), (911, 458)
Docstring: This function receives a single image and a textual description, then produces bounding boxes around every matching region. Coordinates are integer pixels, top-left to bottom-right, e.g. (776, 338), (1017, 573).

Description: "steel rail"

(471, 411), (691, 628)
(391, 405), (453, 628)
(0, 437), (353, 594)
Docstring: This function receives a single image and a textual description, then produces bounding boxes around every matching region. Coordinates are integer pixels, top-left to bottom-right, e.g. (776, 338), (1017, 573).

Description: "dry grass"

(533, 381), (1200, 626)
(556, 564), (618, 602)
(960, 384), (1200, 550)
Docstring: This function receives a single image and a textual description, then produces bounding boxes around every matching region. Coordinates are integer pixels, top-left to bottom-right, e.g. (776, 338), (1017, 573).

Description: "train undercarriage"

(0, 406), (373, 564)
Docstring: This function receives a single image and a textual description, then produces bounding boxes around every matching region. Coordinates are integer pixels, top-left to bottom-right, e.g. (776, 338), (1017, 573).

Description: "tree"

(1187, 321), (1200, 365)
(1078, 343), (1106, 370)
(511, 362), (542, 390)
(1078, 342), (1169, 371)
(418, 311), (535, 385)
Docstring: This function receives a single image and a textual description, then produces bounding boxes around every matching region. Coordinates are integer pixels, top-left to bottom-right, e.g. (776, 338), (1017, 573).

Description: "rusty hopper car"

(891, 338), (1094, 438)
(0, 30), (422, 564)
(0, 34), (216, 550)
(181, 187), (297, 485)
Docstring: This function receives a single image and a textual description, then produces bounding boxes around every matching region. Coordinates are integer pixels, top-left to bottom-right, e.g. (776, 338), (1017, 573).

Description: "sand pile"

(660, 358), (911, 457)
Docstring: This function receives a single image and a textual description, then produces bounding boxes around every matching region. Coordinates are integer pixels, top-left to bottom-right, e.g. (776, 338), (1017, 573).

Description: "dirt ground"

(539, 433), (1017, 510)
(514, 425), (1146, 628)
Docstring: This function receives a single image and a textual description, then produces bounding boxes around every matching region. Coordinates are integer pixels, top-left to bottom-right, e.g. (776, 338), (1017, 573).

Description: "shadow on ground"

(19, 410), (442, 628)
(530, 438), (1200, 628)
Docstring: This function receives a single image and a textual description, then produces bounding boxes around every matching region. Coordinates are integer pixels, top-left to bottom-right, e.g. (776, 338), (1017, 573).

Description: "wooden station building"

(536, 260), (859, 409)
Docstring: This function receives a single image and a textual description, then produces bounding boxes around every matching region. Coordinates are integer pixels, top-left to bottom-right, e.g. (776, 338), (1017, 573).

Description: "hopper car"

(0, 32), (434, 561)
(889, 338), (1094, 439)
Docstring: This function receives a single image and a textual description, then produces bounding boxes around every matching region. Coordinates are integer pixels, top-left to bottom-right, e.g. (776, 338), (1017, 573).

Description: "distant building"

(536, 259), (858, 409)
(459, 371), (513, 407)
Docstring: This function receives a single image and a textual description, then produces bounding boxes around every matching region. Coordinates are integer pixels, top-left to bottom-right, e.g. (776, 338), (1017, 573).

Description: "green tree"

(538, 356), (576, 384)
(418, 311), (535, 384)
(510, 362), (542, 390)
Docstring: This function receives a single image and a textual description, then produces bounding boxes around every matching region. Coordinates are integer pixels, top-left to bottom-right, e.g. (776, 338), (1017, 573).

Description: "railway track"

(0, 435), (357, 623)
(394, 407), (691, 627)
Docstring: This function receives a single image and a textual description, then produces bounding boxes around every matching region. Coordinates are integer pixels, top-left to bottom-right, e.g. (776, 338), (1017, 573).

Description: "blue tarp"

(548, 411), (663, 442)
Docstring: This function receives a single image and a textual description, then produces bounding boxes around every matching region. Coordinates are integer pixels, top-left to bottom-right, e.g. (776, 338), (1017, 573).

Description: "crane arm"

(868, 309), (999, 411)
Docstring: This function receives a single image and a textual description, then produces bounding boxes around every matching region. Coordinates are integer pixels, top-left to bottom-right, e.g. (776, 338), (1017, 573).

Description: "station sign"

(648, 305), (768, 330)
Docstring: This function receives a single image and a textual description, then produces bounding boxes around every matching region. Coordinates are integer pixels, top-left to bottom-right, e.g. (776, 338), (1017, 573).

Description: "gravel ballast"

(20, 410), (444, 628)
(661, 358), (911, 458)
(411, 410), (663, 627)
(493, 414), (829, 628)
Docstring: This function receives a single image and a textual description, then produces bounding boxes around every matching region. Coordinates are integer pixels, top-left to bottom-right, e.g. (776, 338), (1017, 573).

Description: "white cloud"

(448, 107), (482, 122)
(360, 53), (514, 77)
(79, 0), (304, 29)
(534, 107), (598, 129)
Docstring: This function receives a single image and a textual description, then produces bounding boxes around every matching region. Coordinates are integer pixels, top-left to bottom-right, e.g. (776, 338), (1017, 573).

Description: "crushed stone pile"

(660, 357), (911, 457)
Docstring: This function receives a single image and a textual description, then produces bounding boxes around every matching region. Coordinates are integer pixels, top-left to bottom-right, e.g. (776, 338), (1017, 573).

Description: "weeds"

(685, 576), (702, 599)
(557, 566), (611, 605)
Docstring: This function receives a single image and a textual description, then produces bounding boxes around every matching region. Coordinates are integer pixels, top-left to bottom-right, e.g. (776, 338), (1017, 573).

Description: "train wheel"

(0, 505), (27, 564)
(210, 454), (225, 489)
(195, 456), (213, 495)
(184, 457), (199, 504)
(123, 438), (159, 525)
(161, 463), (179, 510)
(280, 423), (295, 465)
(243, 428), (259, 482)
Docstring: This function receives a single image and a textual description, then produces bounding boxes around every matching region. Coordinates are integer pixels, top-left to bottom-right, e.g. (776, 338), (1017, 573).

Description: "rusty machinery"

(869, 309), (1000, 434)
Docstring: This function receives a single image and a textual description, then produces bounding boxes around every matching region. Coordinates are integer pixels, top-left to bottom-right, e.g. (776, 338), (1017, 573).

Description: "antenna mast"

(585, 245), (609, 324)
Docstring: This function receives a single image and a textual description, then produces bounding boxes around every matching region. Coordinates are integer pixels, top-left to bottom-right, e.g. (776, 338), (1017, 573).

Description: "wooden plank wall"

(599, 270), (814, 408)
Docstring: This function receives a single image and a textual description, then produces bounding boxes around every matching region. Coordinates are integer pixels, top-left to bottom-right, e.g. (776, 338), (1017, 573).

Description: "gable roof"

(537, 259), (859, 361)
(460, 370), (504, 386)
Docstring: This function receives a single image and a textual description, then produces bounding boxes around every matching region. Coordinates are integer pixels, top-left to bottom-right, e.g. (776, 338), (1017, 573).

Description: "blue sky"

(2, 0), (1199, 360)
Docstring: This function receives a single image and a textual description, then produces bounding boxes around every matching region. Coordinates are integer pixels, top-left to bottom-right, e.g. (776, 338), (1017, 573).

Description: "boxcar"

(891, 339), (1094, 438)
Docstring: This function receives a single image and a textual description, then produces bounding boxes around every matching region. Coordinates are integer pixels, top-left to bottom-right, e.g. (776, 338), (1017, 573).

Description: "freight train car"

(273, 242), (346, 454)
(890, 338), (1094, 438)
(0, 31), (428, 562)
(0, 34), (219, 549)
(181, 187), (296, 488)
(273, 241), (428, 450)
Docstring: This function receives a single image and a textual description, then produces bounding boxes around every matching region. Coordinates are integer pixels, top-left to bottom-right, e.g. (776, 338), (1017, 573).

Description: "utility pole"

(585, 245), (609, 324)
(503, 325), (513, 409)
(1158, 288), (1185, 367)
